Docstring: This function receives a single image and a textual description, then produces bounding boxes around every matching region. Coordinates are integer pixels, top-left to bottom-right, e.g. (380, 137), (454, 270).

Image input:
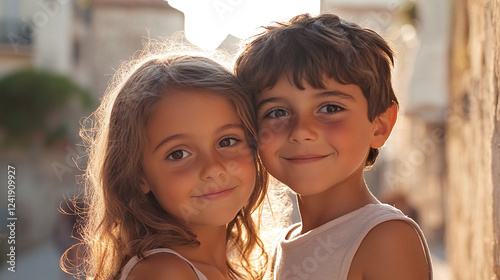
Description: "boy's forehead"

(259, 74), (343, 92)
(256, 76), (365, 105)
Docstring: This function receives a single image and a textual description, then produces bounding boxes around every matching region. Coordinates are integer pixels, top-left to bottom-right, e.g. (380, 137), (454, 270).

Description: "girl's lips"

(193, 186), (237, 200)
(284, 154), (329, 164)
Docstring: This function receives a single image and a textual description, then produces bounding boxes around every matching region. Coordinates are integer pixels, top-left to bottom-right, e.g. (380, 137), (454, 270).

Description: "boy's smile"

(283, 153), (331, 164)
(256, 76), (384, 197)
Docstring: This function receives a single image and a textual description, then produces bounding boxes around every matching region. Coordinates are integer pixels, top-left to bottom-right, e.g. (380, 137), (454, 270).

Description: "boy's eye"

(218, 138), (239, 148)
(167, 150), (191, 160)
(264, 108), (290, 119)
(319, 104), (343, 114)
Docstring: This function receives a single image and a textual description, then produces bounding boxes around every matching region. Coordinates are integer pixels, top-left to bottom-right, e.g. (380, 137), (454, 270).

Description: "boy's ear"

(370, 104), (398, 149)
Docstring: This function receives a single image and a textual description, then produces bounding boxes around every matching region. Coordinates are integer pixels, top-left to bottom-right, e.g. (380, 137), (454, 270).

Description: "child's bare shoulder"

(349, 220), (430, 280)
(127, 253), (199, 280)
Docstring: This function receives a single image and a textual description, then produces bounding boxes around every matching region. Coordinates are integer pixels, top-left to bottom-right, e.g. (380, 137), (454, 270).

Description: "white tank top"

(118, 248), (208, 280)
(273, 203), (433, 279)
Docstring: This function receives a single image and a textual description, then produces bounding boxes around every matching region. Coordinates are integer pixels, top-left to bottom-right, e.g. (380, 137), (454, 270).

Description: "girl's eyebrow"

(153, 134), (187, 152)
(217, 123), (245, 134)
(153, 124), (244, 152)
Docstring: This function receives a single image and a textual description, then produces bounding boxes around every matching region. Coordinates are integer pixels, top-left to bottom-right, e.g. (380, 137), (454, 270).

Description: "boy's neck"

(296, 178), (379, 234)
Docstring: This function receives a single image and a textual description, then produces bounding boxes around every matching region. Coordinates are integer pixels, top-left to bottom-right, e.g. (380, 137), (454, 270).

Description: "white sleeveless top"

(118, 248), (208, 280)
(273, 203), (433, 279)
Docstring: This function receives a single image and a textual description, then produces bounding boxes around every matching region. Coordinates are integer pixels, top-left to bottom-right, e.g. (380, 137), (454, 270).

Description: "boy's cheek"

(259, 118), (289, 134)
(258, 136), (287, 161)
(258, 153), (280, 178)
(258, 119), (290, 143)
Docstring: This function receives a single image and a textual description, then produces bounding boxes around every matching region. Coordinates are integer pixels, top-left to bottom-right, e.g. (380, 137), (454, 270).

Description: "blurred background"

(0, 0), (498, 279)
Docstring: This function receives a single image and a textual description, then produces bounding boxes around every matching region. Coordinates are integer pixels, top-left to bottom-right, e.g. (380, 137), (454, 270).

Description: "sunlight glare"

(166, 0), (320, 49)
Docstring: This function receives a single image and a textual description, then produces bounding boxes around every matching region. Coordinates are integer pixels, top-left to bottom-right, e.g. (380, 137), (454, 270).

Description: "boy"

(235, 13), (432, 279)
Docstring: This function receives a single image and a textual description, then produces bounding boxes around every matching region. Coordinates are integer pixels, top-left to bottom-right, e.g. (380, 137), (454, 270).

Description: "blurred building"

(0, 1), (185, 279)
(89, 0), (184, 95)
(0, 0), (184, 95)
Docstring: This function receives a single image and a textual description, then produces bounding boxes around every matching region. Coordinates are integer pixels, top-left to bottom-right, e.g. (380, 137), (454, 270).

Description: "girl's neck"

(297, 175), (379, 234)
(174, 225), (229, 276)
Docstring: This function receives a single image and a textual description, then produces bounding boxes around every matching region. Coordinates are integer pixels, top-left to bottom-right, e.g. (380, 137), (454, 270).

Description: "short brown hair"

(235, 13), (398, 166)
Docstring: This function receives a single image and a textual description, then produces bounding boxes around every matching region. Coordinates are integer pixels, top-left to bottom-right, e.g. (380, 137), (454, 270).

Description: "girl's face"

(141, 89), (256, 228)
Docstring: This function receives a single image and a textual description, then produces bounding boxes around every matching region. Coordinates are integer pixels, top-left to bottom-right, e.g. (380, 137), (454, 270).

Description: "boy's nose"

(288, 115), (318, 143)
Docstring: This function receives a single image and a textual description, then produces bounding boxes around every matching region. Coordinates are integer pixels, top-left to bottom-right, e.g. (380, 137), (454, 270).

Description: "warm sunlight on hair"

(166, 0), (320, 49)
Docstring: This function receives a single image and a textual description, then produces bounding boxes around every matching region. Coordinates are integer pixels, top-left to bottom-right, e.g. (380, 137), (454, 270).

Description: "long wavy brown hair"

(63, 48), (270, 279)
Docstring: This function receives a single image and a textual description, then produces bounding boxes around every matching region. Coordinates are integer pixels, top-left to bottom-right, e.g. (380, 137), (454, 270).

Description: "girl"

(66, 50), (272, 279)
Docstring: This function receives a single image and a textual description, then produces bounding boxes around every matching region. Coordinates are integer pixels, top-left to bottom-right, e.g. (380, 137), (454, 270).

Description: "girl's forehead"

(159, 89), (233, 110)
(150, 90), (243, 130)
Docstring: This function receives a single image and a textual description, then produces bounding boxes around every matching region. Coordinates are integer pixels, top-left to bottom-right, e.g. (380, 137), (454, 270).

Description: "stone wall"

(446, 0), (500, 279)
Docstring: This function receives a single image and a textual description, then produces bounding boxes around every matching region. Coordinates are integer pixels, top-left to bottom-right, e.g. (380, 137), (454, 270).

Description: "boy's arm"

(349, 220), (431, 280)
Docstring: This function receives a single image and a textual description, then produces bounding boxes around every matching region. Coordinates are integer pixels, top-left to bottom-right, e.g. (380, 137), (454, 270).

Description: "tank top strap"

(118, 248), (208, 280)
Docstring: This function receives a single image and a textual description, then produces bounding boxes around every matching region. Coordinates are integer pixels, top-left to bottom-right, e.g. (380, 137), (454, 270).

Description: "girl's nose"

(200, 152), (228, 183)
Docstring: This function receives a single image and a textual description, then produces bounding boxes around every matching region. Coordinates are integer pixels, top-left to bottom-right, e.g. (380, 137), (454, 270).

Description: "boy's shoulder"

(278, 204), (409, 240)
(348, 219), (431, 280)
(127, 252), (199, 280)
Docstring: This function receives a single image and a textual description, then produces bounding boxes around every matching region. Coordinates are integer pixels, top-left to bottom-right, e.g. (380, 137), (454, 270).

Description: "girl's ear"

(140, 176), (151, 194)
(370, 104), (398, 149)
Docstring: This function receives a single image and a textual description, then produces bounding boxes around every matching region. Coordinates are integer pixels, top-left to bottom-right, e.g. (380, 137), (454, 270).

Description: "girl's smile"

(192, 186), (237, 200)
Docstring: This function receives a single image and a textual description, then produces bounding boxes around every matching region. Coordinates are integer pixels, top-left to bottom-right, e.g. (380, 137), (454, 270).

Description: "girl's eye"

(218, 138), (239, 148)
(264, 108), (290, 119)
(167, 150), (190, 160)
(319, 104), (343, 114)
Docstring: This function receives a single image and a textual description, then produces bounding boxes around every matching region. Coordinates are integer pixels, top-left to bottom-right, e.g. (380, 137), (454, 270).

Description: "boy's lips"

(193, 186), (237, 200)
(283, 154), (330, 164)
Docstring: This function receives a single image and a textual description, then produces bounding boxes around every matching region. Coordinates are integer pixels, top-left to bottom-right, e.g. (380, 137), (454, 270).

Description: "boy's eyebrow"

(256, 90), (356, 111)
(153, 123), (244, 152)
(256, 97), (282, 111)
(316, 90), (357, 102)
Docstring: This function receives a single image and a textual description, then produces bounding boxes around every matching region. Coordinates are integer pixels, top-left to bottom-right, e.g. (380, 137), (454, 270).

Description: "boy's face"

(256, 76), (383, 196)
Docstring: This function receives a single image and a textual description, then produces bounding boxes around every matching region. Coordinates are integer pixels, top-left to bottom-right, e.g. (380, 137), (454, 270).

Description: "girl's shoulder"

(121, 249), (203, 280)
(127, 252), (199, 280)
